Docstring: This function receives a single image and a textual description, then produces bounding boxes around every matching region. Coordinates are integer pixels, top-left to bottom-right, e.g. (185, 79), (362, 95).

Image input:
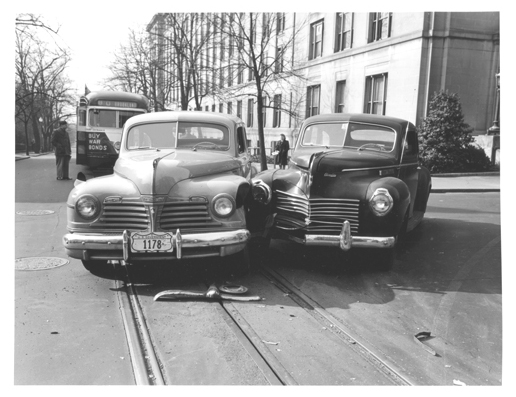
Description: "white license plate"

(130, 232), (174, 253)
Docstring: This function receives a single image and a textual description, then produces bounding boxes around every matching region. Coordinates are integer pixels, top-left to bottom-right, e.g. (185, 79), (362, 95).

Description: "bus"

(76, 91), (149, 169)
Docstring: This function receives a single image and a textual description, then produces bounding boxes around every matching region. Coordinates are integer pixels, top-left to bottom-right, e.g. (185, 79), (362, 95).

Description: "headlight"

(369, 188), (393, 216)
(251, 180), (271, 205)
(75, 195), (101, 220)
(212, 194), (236, 218)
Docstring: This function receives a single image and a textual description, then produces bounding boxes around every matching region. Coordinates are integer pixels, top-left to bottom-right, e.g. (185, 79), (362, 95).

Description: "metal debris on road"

(154, 284), (262, 302)
(262, 340), (279, 345)
(414, 331), (438, 356)
(453, 379), (466, 386)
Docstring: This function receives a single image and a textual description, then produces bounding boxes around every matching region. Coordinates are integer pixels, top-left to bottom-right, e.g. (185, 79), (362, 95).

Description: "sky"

(19, 6), (157, 94)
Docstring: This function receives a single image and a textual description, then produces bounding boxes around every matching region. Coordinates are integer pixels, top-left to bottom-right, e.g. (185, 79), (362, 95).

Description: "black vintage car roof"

(302, 113), (412, 131)
(124, 110), (244, 129)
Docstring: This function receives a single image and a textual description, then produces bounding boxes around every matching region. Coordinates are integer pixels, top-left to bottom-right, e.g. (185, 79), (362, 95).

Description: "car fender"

(364, 177), (411, 235)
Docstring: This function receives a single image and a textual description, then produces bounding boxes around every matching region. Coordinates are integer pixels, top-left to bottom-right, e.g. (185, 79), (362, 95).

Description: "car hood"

(114, 149), (240, 195)
(293, 147), (397, 172)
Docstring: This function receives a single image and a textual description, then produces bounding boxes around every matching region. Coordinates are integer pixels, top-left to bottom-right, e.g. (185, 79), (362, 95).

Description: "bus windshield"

(89, 109), (142, 128)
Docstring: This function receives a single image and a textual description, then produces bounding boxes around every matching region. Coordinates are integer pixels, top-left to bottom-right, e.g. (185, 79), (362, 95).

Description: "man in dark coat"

(51, 120), (72, 180)
(275, 134), (290, 169)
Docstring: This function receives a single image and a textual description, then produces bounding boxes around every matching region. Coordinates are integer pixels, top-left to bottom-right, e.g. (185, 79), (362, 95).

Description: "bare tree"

(211, 12), (307, 171)
(104, 28), (165, 111)
(15, 20), (74, 154)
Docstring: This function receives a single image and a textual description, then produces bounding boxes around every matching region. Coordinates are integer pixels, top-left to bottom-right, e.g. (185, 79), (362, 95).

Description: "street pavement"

(15, 151), (501, 193)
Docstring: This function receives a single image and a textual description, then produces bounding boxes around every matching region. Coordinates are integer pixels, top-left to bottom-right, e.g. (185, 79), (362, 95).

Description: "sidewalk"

(430, 173), (500, 193)
(16, 153), (500, 193)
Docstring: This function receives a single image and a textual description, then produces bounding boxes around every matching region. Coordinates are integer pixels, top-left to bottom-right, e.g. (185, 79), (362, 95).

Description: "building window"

(309, 19), (324, 60)
(212, 104), (216, 112)
(248, 54), (253, 81)
(205, 105), (209, 112)
(335, 13), (353, 52)
(219, 103), (224, 113)
(247, 98), (254, 127)
(219, 68), (224, 88)
(237, 100), (242, 119)
(273, 94), (282, 128)
(276, 12), (285, 34)
(227, 102), (233, 114)
(262, 96), (267, 127)
(306, 85), (321, 117)
(364, 73), (388, 115)
(335, 80), (346, 113)
(368, 12), (392, 43)
(275, 46), (284, 74)
(237, 58), (244, 84)
(228, 65), (233, 87)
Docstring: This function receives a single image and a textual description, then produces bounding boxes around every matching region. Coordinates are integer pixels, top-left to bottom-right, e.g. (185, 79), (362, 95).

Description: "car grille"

(159, 201), (221, 231)
(275, 190), (360, 234)
(94, 200), (149, 230)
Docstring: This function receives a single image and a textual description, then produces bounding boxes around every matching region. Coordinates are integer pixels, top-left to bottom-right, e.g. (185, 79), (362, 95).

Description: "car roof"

(302, 113), (412, 131)
(124, 110), (244, 129)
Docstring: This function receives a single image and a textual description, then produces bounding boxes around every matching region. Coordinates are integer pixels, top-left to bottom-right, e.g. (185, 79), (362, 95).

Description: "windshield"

(126, 121), (230, 151)
(301, 122), (396, 152)
(89, 109), (116, 128)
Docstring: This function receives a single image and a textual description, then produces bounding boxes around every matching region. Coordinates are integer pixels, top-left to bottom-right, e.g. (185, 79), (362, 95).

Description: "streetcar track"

(114, 261), (165, 385)
(116, 258), (414, 385)
(258, 265), (413, 386)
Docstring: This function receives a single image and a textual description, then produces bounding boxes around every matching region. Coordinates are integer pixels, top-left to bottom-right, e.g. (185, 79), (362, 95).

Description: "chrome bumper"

(287, 221), (396, 250)
(63, 229), (250, 261)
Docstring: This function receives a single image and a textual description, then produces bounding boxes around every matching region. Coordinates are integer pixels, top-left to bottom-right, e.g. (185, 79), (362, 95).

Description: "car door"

(398, 126), (419, 216)
(236, 125), (252, 179)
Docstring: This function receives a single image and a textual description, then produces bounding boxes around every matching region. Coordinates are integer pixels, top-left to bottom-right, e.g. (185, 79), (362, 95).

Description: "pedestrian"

(274, 134), (290, 169)
(51, 120), (72, 180)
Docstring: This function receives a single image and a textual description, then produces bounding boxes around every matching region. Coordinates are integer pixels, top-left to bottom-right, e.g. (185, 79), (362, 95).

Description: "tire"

(227, 245), (251, 276)
(81, 259), (109, 273)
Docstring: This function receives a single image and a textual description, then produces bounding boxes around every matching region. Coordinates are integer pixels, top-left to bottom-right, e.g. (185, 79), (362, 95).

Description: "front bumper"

(63, 228), (250, 262)
(284, 221), (396, 250)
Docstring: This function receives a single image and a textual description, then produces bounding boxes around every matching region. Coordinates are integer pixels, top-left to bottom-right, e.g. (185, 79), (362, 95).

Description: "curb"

(431, 172), (500, 177)
(431, 188), (500, 193)
(15, 152), (52, 161)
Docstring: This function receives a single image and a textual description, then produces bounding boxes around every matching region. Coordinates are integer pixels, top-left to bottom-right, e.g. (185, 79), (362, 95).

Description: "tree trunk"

(31, 116), (41, 153)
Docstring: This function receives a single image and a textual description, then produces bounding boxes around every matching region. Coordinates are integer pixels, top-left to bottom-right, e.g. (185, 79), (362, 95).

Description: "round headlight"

(76, 195), (101, 220)
(212, 194), (235, 218)
(369, 188), (393, 216)
(251, 180), (271, 205)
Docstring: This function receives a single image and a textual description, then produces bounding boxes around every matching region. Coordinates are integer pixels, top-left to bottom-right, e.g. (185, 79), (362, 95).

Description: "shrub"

(417, 91), (491, 173)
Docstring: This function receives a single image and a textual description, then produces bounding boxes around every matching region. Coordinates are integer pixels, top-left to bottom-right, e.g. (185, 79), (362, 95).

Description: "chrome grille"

(275, 190), (360, 234)
(93, 201), (149, 230)
(159, 201), (221, 231)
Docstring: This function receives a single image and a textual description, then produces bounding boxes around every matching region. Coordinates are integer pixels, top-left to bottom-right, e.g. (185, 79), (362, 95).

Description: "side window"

(402, 129), (418, 163)
(78, 109), (87, 126)
(236, 126), (247, 154)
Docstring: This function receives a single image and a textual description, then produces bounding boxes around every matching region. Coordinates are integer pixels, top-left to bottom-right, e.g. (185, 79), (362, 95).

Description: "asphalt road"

(14, 153), (503, 385)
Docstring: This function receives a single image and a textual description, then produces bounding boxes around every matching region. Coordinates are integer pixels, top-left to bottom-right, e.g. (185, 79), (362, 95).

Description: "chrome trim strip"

(339, 163), (418, 173)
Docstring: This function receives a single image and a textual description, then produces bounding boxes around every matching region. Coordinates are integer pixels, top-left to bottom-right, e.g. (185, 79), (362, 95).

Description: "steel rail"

(259, 265), (414, 386)
(115, 261), (165, 385)
(216, 300), (298, 385)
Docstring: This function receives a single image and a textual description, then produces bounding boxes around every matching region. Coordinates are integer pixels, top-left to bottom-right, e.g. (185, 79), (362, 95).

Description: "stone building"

(147, 12), (499, 156)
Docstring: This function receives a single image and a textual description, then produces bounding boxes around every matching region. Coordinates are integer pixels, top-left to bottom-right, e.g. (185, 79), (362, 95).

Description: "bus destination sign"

(98, 100), (137, 108)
